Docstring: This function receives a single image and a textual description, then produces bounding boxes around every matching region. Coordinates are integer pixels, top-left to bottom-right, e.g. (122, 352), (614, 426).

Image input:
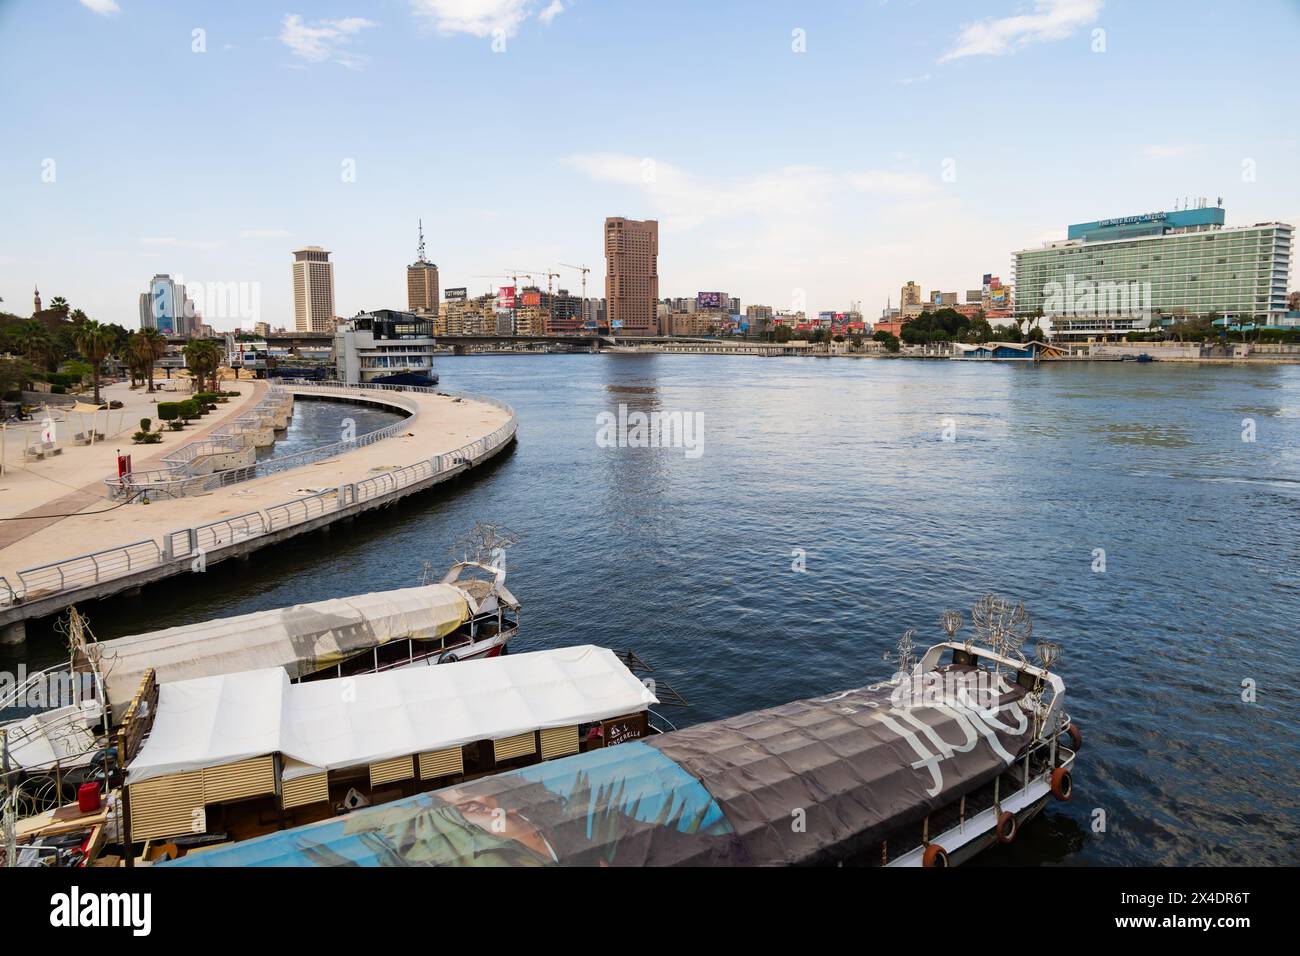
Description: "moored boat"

(168, 595), (1078, 868)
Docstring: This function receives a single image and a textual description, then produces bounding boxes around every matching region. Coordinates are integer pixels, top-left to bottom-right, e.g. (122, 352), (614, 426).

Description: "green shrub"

(157, 402), (180, 421)
(51, 385), (66, 394)
(179, 399), (200, 420)
(167, 421), (185, 431)
(139, 417), (152, 433)
(132, 431), (162, 444)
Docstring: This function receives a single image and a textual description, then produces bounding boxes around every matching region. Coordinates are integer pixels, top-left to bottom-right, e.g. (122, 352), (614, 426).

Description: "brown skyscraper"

(407, 220), (439, 314)
(604, 217), (658, 335)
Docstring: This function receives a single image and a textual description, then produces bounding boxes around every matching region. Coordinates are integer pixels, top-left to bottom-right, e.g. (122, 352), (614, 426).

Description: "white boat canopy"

(90, 585), (472, 722)
(126, 645), (659, 785)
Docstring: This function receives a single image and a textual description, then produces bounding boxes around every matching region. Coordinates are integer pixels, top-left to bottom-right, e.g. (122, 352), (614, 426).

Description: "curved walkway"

(0, 379), (266, 552)
(0, 383), (515, 636)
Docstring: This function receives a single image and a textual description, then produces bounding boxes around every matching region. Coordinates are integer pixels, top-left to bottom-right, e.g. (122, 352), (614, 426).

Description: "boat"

(7, 644), (679, 866)
(166, 596), (1078, 868)
(0, 547), (522, 837)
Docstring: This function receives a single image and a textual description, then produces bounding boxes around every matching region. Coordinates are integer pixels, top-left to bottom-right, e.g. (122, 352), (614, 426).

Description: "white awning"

(92, 584), (471, 721)
(126, 645), (658, 785)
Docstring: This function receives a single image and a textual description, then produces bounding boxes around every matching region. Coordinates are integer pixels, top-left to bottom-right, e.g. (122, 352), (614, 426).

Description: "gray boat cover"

(648, 664), (1032, 864)
(168, 664), (1035, 867)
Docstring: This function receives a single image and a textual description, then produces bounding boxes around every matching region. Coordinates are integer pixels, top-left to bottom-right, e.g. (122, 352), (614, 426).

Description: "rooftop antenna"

(416, 219), (427, 263)
(1217, 196), (1223, 208)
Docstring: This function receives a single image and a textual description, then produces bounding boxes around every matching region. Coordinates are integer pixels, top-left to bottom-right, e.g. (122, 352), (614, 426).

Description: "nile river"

(11, 355), (1300, 865)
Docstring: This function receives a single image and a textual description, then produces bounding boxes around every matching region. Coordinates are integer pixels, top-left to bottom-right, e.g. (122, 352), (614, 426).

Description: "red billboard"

(497, 286), (516, 309)
(522, 291), (541, 307)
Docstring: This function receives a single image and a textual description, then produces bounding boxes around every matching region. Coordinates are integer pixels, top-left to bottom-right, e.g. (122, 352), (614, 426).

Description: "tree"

(11, 321), (55, 370)
(0, 358), (36, 397)
(72, 319), (113, 404)
(773, 324), (792, 343)
(183, 339), (221, 394)
(48, 296), (69, 315)
(873, 330), (900, 352)
(135, 327), (166, 392)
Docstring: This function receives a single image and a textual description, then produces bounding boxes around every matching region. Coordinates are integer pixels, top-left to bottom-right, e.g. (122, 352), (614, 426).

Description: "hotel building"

(292, 246), (336, 333)
(1013, 206), (1294, 341)
(605, 217), (659, 335)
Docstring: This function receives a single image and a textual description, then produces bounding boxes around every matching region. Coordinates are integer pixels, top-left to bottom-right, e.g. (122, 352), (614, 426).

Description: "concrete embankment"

(0, 383), (516, 642)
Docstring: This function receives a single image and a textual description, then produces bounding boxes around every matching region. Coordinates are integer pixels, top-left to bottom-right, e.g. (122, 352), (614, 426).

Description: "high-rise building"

(900, 281), (922, 308)
(604, 217), (658, 335)
(138, 274), (196, 336)
(1013, 205), (1294, 340)
(292, 246), (336, 332)
(407, 221), (439, 314)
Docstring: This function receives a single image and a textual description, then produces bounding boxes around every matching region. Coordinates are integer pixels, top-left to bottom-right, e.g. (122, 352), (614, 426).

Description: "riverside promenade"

(0, 380), (516, 642)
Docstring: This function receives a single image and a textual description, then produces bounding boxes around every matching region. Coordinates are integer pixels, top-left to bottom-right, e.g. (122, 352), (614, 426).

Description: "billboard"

(991, 288), (1008, 305)
(522, 291), (542, 307)
(444, 287), (467, 302)
(497, 286), (516, 310)
(697, 292), (725, 310)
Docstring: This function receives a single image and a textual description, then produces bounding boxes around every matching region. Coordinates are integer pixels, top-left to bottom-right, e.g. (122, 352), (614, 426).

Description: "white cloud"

(409, 0), (565, 38)
(1139, 144), (1205, 160)
(894, 73), (932, 86)
(562, 153), (841, 233)
(240, 229), (293, 239)
(279, 14), (375, 69)
(79, 0), (120, 15)
(409, 0), (528, 38)
(940, 0), (1102, 62)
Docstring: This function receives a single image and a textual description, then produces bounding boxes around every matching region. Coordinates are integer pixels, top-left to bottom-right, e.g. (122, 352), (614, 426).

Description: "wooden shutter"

(369, 756), (415, 788)
(539, 725), (579, 760)
(418, 746), (464, 780)
(491, 731), (536, 763)
(202, 756), (276, 803)
(128, 770), (205, 843)
(281, 771), (330, 810)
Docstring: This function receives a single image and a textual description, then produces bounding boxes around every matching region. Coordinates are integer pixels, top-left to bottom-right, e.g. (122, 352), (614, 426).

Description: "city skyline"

(2, 0), (1298, 331)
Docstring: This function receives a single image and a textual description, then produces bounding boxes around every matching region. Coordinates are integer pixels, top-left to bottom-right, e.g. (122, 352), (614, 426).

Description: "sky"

(1, 0), (1298, 330)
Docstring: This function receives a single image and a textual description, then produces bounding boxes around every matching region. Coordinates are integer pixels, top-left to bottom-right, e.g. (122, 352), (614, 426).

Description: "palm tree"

(13, 321), (54, 370)
(72, 319), (113, 404)
(48, 296), (69, 316)
(135, 327), (166, 392)
(183, 339), (221, 394)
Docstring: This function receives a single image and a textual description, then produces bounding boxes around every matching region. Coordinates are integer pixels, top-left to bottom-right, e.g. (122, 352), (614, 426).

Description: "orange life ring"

(922, 844), (948, 868)
(1067, 722), (1082, 752)
(995, 810), (1018, 844)
(1051, 767), (1073, 802)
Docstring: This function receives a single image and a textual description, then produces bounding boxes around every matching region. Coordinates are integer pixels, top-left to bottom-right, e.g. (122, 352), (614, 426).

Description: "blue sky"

(1, 0), (1298, 329)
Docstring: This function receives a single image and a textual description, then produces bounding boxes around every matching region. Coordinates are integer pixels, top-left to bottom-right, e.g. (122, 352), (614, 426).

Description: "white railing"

(0, 385), (516, 609)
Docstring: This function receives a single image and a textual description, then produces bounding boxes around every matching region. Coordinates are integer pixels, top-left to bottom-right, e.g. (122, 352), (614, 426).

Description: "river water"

(10, 355), (1300, 865)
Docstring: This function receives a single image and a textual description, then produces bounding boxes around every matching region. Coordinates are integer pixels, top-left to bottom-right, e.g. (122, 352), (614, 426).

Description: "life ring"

(995, 810), (1018, 844)
(439, 652), (460, 664)
(1067, 722), (1083, 752)
(922, 844), (948, 868)
(1051, 767), (1073, 802)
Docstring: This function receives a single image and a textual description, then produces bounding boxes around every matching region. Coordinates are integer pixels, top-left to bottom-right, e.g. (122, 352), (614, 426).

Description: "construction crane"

(560, 263), (593, 334)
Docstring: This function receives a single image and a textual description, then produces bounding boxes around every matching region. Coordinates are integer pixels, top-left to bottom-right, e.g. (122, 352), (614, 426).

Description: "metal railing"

(14, 540), (162, 601)
(103, 384), (293, 498)
(0, 384), (516, 608)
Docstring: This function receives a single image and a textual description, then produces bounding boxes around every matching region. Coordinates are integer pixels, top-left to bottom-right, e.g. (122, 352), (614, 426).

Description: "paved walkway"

(0, 379), (265, 551)
(0, 387), (510, 582)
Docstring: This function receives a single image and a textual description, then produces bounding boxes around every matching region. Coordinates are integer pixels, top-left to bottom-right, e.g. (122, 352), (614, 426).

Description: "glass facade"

(1014, 222), (1293, 329)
